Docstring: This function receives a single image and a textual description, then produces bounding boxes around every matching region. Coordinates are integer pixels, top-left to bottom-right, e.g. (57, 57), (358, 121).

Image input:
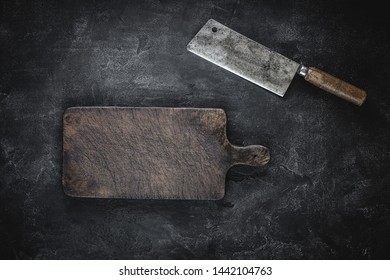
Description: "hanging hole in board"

(212, 27), (217, 32)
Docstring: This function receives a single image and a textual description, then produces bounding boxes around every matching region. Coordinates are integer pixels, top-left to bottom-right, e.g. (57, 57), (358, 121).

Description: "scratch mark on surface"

(226, 0), (240, 25)
(35, 167), (45, 183)
(136, 34), (149, 54)
(214, 5), (229, 13)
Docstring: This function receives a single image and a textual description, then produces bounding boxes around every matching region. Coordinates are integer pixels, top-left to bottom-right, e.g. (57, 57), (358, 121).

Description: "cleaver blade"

(187, 19), (299, 97)
(187, 19), (367, 106)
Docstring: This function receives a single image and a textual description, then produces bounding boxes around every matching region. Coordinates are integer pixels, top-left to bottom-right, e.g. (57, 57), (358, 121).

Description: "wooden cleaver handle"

(302, 67), (366, 106)
(228, 144), (270, 167)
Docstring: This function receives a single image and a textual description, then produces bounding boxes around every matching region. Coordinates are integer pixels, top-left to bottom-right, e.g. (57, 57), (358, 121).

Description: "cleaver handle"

(299, 66), (366, 106)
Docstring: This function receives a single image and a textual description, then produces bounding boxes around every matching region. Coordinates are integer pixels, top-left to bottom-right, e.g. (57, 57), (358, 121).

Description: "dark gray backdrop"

(1, 0), (389, 259)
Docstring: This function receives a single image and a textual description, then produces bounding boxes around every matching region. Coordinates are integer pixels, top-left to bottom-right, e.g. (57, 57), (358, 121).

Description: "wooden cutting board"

(62, 107), (270, 200)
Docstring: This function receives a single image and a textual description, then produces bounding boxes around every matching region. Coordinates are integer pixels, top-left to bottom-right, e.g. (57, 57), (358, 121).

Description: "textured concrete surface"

(1, 0), (390, 259)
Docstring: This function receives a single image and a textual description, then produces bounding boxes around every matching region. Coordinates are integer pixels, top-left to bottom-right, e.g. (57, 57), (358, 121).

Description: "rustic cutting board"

(62, 107), (270, 200)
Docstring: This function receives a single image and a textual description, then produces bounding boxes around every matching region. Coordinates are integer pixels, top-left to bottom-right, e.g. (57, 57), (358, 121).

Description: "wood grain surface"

(305, 67), (367, 106)
(62, 107), (269, 200)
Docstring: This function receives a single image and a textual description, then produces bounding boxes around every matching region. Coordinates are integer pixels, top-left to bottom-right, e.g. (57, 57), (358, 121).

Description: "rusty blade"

(187, 19), (300, 97)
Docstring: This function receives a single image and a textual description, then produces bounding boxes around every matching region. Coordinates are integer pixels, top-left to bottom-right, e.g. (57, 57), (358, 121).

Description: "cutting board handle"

(228, 144), (270, 166)
(299, 66), (366, 106)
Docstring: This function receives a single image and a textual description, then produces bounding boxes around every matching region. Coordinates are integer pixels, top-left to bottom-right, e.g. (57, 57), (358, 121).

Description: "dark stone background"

(1, 0), (389, 259)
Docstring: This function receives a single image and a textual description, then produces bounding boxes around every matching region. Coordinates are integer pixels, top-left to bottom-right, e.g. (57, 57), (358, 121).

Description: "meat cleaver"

(62, 107), (270, 200)
(187, 19), (366, 106)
